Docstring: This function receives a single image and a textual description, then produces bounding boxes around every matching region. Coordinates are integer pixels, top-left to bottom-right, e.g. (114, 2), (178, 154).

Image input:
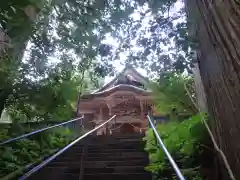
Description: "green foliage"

(1, 0), (161, 122)
(1, 54), (102, 122)
(149, 72), (197, 115)
(106, 0), (195, 76)
(0, 125), (74, 178)
(144, 114), (208, 179)
(0, 0), (194, 123)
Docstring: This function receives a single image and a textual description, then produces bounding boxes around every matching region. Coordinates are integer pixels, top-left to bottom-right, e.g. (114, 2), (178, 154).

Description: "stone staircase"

(25, 133), (151, 180)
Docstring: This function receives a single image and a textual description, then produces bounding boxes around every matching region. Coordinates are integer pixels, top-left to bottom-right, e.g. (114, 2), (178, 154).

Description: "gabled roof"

(94, 65), (149, 93)
(81, 84), (151, 100)
(76, 66), (152, 112)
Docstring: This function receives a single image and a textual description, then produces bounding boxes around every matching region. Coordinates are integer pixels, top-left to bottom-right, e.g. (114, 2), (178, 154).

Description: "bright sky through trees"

(103, 1), (184, 83)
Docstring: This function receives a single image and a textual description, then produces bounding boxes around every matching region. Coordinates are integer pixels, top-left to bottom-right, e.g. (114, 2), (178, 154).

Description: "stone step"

(85, 141), (144, 146)
(85, 143), (144, 150)
(31, 167), (82, 180)
(85, 151), (146, 158)
(58, 151), (83, 157)
(88, 137), (144, 142)
(86, 154), (148, 161)
(59, 173), (80, 180)
(27, 172), (80, 180)
(65, 145), (84, 150)
(55, 154), (82, 162)
(84, 165), (146, 174)
(87, 148), (143, 153)
(75, 140), (144, 146)
(47, 156), (148, 168)
(23, 135), (151, 180)
(24, 167), (80, 180)
(36, 166), (81, 174)
(83, 173), (151, 180)
(90, 134), (144, 139)
(53, 151), (147, 163)
(56, 150), (146, 161)
(46, 161), (82, 168)
(84, 159), (148, 167)
(75, 136), (144, 142)
(58, 148), (84, 155)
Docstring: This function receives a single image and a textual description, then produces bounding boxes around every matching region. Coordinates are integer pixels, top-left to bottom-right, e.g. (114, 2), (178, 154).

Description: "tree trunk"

(0, 99), (6, 117)
(0, 89), (10, 116)
(185, 0), (240, 179)
(192, 62), (208, 113)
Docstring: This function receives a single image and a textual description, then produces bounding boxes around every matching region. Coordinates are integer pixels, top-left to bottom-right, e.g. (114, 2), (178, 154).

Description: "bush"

(144, 114), (209, 179)
(0, 125), (75, 178)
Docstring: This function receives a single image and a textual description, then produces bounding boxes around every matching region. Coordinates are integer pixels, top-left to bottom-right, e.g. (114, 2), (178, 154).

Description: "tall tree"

(185, 0), (240, 179)
(0, 0), (151, 117)
(0, 0), (45, 115)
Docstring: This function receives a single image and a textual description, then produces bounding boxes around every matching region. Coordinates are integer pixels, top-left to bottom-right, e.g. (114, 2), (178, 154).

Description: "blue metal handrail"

(19, 115), (117, 180)
(0, 116), (84, 146)
(147, 114), (185, 180)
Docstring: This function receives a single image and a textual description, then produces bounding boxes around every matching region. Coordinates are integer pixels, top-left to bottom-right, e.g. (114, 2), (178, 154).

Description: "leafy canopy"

(149, 72), (197, 115)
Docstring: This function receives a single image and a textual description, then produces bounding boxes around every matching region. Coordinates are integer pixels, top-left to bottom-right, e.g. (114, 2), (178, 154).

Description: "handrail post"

(106, 123), (109, 136)
(147, 114), (185, 180)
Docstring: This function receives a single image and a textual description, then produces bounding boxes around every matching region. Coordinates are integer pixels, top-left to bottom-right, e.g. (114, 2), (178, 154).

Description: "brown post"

(140, 100), (144, 120)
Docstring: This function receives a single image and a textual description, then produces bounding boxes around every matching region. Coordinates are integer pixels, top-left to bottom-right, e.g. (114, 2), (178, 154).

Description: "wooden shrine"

(77, 66), (156, 135)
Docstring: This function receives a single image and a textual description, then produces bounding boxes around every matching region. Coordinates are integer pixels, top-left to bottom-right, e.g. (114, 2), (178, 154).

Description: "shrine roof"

(81, 84), (151, 100)
(93, 65), (149, 93)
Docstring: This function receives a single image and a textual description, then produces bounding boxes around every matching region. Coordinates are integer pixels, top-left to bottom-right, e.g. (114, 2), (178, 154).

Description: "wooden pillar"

(109, 107), (112, 116)
(107, 98), (115, 128)
(97, 107), (106, 135)
(99, 107), (103, 121)
(140, 100), (144, 120)
(139, 100), (144, 133)
(106, 98), (113, 117)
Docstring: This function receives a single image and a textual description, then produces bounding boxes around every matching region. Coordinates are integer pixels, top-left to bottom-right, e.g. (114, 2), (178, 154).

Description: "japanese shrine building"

(77, 66), (158, 135)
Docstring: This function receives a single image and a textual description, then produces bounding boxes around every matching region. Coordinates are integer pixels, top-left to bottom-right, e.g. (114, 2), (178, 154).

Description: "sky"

(102, 33), (148, 83)
(103, 0), (184, 84)
(22, 0), (184, 84)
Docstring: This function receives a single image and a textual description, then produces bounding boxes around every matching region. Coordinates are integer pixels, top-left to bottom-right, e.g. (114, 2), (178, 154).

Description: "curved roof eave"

(81, 84), (151, 100)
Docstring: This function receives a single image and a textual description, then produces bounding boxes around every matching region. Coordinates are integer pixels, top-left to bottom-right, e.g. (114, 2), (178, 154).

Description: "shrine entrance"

(120, 123), (134, 134)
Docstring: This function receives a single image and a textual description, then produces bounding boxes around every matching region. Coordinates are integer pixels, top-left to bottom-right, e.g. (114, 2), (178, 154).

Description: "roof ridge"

(94, 66), (148, 93)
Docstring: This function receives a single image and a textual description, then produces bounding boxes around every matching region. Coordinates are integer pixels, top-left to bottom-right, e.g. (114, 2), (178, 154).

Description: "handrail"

(147, 115), (185, 180)
(19, 115), (117, 180)
(0, 116), (84, 146)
